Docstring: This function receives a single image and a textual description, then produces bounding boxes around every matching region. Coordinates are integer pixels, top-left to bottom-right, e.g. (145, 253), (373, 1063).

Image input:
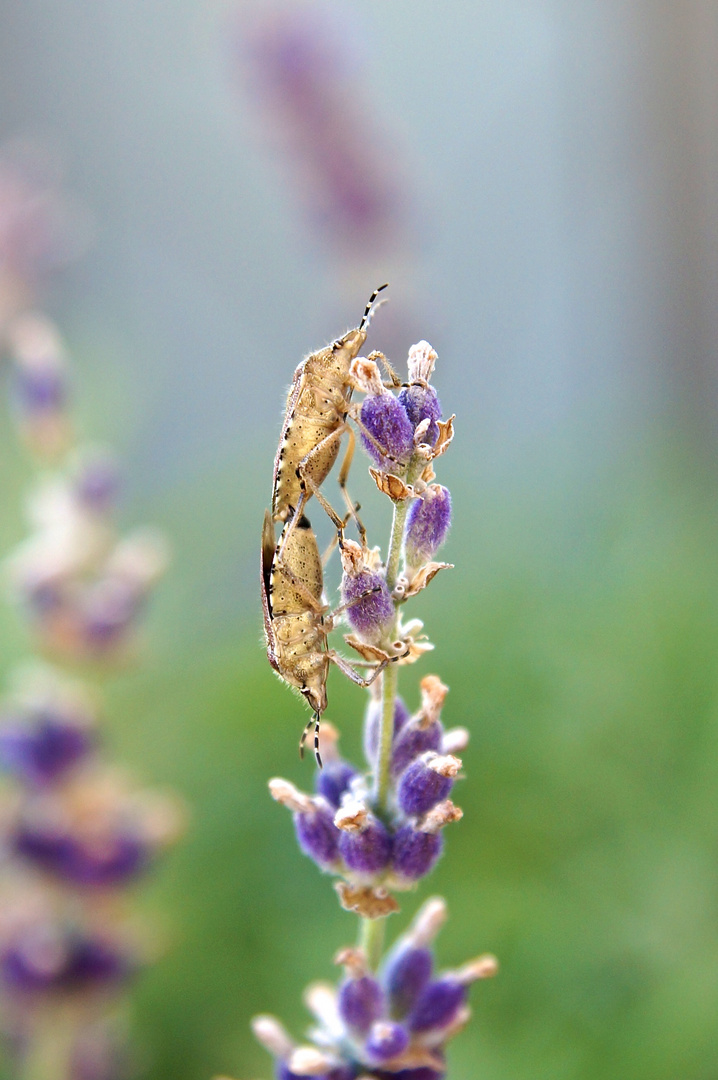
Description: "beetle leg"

(327, 650), (389, 689)
(336, 425), (367, 547)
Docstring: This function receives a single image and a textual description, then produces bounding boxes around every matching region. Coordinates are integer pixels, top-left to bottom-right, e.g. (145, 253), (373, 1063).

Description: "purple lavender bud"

(314, 760), (357, 809)
(342, 569), (393, 645)
(364, 696), (410, 767)
(384, 945), (433, 1016)
(294, 805), (341, 870)
(0, 712), (93, 786)
(23, 578), (63, 616)
(12, 366), (67, 414)
(365, 1020), (410, 1063)
(397, 756), (455, 818)
(378, 1066), (445, 1080)
(12, 828), (147, 886)
(391, 719), (442, 779)
(338, 818), (392, 876)
(398, 384), (442, 446)
(277, 1066), (343, 1080)
(338, 974), (385, 1034)
(82, 580), (143, 650)
(0, 934), (128, 994)
(392, 825), (443, 882)
(404, 486), (452, 568)
(408, 977), (466, 1033)
(360, 393), (414, 469)
(66, 938), (130, 987)
(74, 456), (121, 512)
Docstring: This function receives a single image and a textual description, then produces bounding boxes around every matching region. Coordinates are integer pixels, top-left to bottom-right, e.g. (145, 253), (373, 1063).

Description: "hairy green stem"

(375, 454), (423, 811)
(374, 491), (411, 811)
(360, 913), (386, 973)
(22, 1004), (77, 1080)
(360, 455), (425, 967)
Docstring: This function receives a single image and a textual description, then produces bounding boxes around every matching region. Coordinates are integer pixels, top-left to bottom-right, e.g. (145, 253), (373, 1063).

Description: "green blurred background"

(1, 2), (718, 1078)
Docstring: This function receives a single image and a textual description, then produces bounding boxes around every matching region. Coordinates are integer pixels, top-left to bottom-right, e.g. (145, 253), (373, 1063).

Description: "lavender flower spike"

(250, 310), (499, 1080)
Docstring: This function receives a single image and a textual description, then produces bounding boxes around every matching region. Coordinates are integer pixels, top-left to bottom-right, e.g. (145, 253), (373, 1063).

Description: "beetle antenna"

(359, 282), (389, 333)
(299, 715), (313, 760)
(313, 711), (323, 769)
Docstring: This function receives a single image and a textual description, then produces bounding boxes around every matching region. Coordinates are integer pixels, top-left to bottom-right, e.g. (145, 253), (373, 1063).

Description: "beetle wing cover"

(261, 509), (280, 671)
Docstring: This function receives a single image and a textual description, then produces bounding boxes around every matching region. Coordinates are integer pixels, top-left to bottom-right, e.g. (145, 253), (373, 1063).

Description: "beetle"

(271, 284), (393, 561)
(261, 508), (388, 767)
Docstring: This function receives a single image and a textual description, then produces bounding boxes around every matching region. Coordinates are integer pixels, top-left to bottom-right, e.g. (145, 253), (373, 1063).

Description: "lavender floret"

(364, 696), (410, 767)
(408, 977), (466, 1033)
(384, 945), (433, 1016)
(12, 828), (148, 886)
(398, 383), (442, 446)
(375, 1066), (445, 1080)
(392, 826), (443, 882)
(365, 1019), (410, 1063)
(342, 568), (393, 645)
(0, 934), (128, 994)
(391, 719), (442, 778)
(337, 974), (385, 1034)
(397, 756), (455, 818)
(338, 818), (392, 876)
(314, 760), (357, 809)
(0, 713), (93, 786)
(360, 393), (414, 470)
(404, 486), (452, 569)
(294, 805), (341, 870)
(74, 455), (121, 512)
(12, 367), (67, 413)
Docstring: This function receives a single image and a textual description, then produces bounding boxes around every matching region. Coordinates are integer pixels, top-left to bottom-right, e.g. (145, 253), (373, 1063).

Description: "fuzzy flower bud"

(399, 342), (442, 447)
(72, 451), (121, 515)
(363, 695), (410, 767)
(352, 358), (414, 470)
(6, 313), (72, 459)
(407, 977), (467, 1034)
(335, 802), (392, 879)
(340, 541), (393, 646)
(270, 779), (341, 872)
(404, 486), (452, 570)
(336, 952), (385, 1036)
(384, 943), (433, 1016)
(0, 709), (94, 787)
(314, 760), (357, 810)
(397, 753), (461, 818)
(364, 1019), (410, 1063)
(391, 717), (443, 779)
(0, 928), (130, 994)
(391, 825), (443, 882)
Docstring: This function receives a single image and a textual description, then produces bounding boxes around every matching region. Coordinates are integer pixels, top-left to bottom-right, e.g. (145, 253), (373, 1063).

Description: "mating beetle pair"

(261, 286), (397, 767)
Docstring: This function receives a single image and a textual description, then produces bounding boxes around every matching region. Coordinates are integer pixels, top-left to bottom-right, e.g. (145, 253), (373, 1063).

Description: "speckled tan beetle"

(261, 508), (388, 767)
(271, 284), (391, 558)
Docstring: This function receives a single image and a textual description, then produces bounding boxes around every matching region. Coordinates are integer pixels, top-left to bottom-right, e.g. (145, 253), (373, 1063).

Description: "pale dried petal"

(334, 882), (400, 919)
(368, 468), (412, 501)
(404, 562), (453, 598)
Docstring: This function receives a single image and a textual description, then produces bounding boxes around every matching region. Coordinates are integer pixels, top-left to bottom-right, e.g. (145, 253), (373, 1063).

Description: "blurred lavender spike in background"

(228, 1), (407, 261)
